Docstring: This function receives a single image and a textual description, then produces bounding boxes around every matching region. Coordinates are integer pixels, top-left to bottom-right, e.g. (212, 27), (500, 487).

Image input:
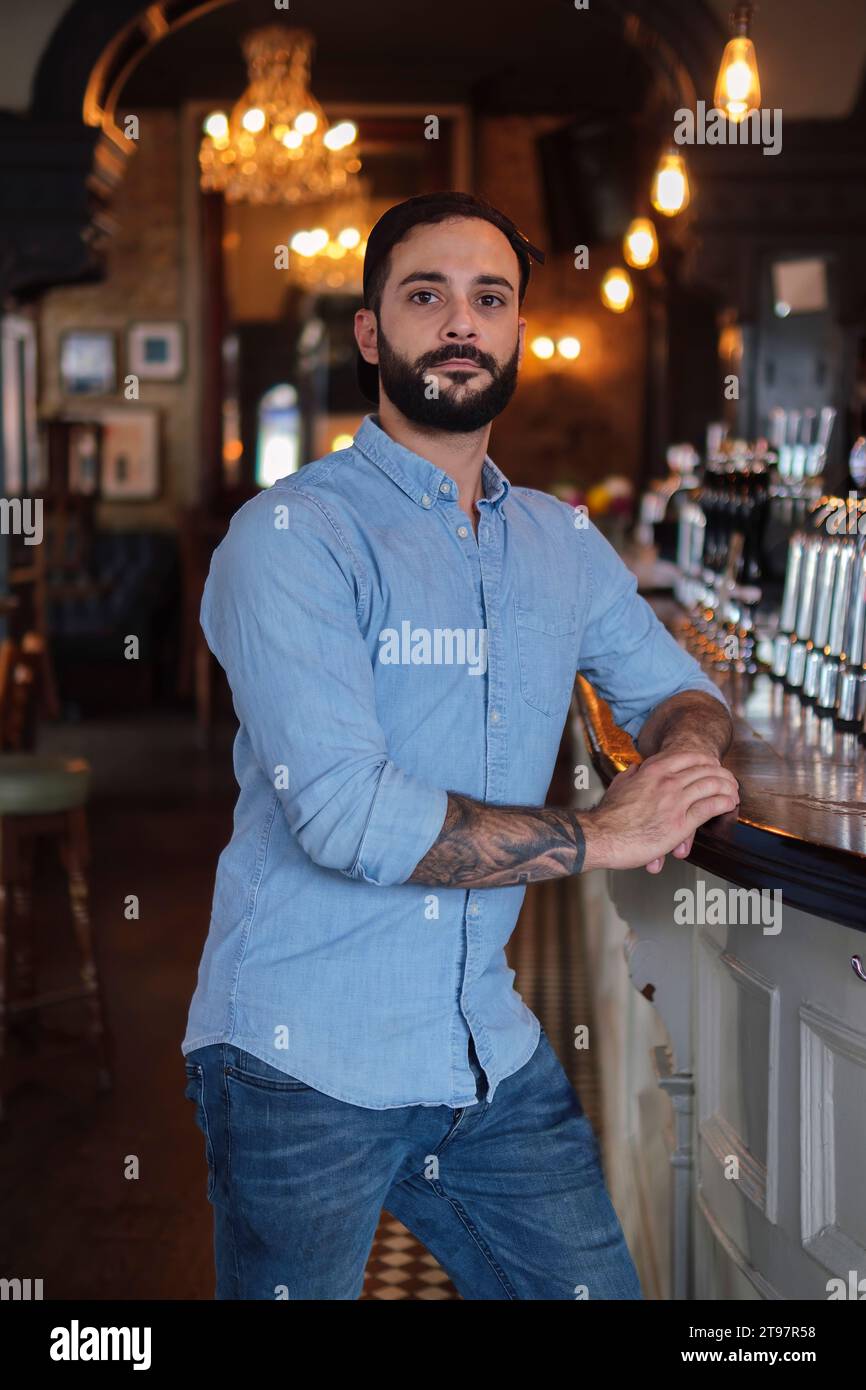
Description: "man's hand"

(633, 690), (735, 872)
(581, 749), (740, 874)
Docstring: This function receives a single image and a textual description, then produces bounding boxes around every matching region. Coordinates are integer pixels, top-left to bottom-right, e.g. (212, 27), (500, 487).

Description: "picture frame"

(126, 321), (186, 382)
(59, 329), (117, 395)
(62, 406), (160, 501)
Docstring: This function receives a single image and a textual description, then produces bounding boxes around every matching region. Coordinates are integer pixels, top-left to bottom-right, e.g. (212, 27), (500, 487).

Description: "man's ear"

(517, 316), (527, 368)
(354, 307), (379, 365)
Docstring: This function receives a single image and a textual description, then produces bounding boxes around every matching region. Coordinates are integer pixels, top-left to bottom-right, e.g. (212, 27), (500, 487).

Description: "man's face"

(357, 216), (526, 432)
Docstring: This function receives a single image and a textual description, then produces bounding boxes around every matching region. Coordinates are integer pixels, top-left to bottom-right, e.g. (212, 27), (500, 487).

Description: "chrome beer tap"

(801, 536), (843, 699)
(816, 534), (857, 712)
(834, 540), (866, 730)
(784, 533), (823, 689)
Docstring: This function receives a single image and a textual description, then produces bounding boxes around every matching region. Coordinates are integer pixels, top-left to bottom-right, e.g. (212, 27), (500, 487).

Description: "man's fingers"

(645, 856), (665, 873)
(672, 837), (693, 858)
(685, 793), (739, 832)
(677, 767), (739, 799)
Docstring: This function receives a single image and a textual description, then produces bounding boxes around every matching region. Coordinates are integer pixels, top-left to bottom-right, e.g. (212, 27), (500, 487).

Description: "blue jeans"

(182, 1029), (643, 1300)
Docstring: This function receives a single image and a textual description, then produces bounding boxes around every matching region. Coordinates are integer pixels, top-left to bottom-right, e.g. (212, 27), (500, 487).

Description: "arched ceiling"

(31, 0), (724, 132)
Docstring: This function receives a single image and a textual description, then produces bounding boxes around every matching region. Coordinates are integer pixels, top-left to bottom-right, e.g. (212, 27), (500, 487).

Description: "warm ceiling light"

(242, 107), (266, 133)
(337, 226), (361, 248)
(651, 150), (690, 216)
(714, 3), (761, 123)
(199, 27), (361, 204)
(601, 267), (634, 313)
(323, 121), (357, 151)
(623, 217), (658, 269)
(331, 433), (355, 450)
(530, 336), (555, 359)
(557, 337), (581, 360)
(203, 110), (229, 141)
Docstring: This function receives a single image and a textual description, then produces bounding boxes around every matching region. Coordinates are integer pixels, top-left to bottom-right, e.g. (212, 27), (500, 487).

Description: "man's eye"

(410, 291), (439, 305)
(478, 295), (505, 307)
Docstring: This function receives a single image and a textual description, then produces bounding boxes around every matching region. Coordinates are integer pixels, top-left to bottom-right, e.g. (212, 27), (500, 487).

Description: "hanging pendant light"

(650, 149), (690, 217)
(601, 267), (634, 313)
(623, 217), (658, 269)
(714, 3), (762, 123)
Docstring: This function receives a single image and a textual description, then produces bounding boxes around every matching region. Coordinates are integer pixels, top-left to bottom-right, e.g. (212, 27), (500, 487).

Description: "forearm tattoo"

(406, 791), (587, 888)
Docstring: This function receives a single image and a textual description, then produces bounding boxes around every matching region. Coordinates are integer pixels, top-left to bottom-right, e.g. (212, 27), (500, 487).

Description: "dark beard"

(376, 328), (520, 432)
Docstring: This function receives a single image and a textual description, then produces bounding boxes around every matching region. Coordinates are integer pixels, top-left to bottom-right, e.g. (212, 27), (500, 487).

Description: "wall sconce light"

(530, 335), (582, 362)
(714, 2), (762, 123)
(530, 336), (555, 359)
(557, 336), (582, 360)
(650, 150), (690, 217)
(600, 268), (634, 313)
(623, 217), (658, 269)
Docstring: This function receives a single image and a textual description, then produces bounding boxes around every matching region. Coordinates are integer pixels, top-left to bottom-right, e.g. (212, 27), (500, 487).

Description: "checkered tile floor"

(361, 877), (600, 1300)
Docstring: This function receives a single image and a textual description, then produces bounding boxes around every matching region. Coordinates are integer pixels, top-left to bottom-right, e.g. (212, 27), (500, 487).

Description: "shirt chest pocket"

(514, 598), (578, 717)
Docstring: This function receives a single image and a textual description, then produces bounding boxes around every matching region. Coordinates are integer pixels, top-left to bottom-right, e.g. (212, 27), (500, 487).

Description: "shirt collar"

(352, 413), (511, 513)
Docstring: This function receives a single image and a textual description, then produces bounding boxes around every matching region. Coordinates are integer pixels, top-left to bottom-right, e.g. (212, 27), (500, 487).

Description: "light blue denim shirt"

(182, 412), (728, 1108)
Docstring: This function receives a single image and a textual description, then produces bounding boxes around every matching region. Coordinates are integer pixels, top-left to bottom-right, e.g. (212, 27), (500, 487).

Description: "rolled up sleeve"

(578, 523), (730, 740)
(201, 488), (448, 886)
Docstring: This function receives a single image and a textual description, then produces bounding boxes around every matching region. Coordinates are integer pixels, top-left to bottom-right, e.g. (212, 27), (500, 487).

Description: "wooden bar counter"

(575, 594), (866, 932)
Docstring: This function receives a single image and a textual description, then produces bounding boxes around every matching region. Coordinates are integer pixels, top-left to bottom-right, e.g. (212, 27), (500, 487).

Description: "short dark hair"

(363, 192), (540, 317)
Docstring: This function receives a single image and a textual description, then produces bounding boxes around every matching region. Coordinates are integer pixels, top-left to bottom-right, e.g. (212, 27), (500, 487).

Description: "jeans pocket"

(514, 599), (578, 717)
(184, 1061), (216, 1201)
(223, 1047), (313, 1094)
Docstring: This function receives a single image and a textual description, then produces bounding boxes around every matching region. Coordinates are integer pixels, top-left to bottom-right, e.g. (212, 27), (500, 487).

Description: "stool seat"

(0, 755), (90, 815)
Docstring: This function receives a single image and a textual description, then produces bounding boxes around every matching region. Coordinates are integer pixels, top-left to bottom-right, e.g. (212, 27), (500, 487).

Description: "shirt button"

(469, 904), (479, 916)
(491, 710), (500, 722)
(457, 525), (468, 538)
(421, 493), (431, 507)
(439, 480), (451, 493)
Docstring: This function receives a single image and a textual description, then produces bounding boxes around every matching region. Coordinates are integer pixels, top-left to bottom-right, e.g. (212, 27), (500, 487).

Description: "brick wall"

(39, 110), (195, 530)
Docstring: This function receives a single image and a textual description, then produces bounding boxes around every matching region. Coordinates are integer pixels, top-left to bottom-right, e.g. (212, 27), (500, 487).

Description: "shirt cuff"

(350, 762), (449, 886)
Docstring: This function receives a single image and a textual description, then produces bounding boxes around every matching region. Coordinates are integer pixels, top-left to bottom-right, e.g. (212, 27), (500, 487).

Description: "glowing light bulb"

(331, 433), (355, 451)
(601, 268), (634, 313)
(714, 36), (761, 123)
(530, 336), (555, 360)
(294, 111), (318, 135)
(242, 107), (266, 134)
(557, 337), (582, 360)
(282, 130), (303, 149)
(337, 226), (361, 249)
(623, 217), (658, 269)
(323, 121), (357, 151)
(651, 151), (690, 217)
(204, 111), (228, 141)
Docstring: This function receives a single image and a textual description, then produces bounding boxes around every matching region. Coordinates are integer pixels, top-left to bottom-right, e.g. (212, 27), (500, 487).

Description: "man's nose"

(441, 300), (480, 339)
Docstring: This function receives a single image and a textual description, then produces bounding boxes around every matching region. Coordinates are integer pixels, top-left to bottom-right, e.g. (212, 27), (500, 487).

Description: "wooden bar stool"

(0, 754), (113, 1123)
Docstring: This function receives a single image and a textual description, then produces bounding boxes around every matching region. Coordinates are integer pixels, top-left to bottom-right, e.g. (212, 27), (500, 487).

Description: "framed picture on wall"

(63, 407), (160, 501)
(59, 329), (117, 395)
(127, 321), (186, 381)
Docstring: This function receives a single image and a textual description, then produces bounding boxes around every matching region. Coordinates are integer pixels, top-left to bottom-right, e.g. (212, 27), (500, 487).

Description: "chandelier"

(199, 26), (361, 205)
(287, 181), (375, 293)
